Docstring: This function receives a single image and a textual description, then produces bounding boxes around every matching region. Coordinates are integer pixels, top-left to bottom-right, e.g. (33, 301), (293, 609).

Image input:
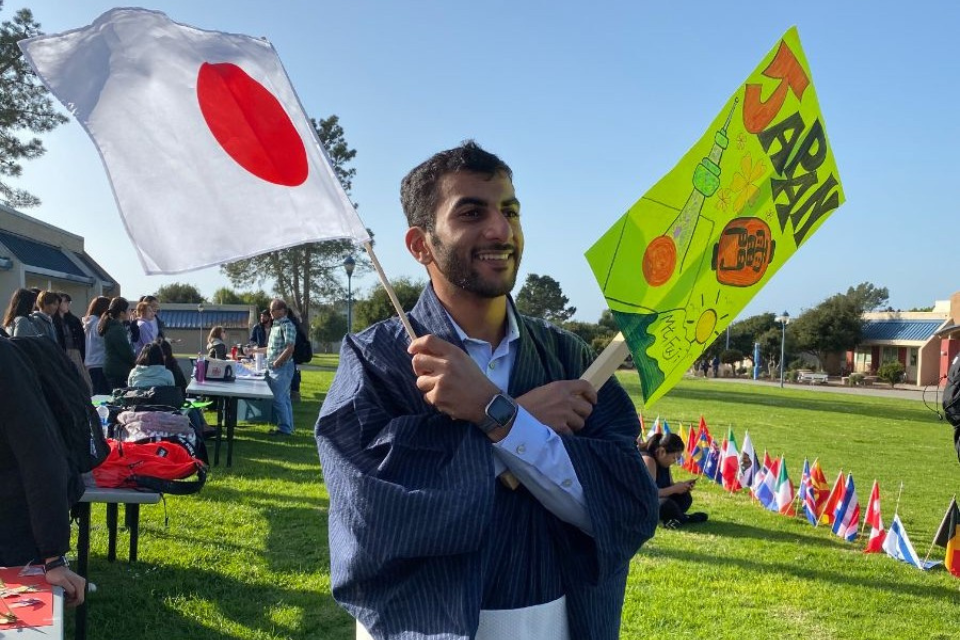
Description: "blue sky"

(12, 1), (959, 322)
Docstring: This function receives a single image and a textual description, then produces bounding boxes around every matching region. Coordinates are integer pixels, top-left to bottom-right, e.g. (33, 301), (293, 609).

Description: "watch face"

(487, 394), (517, 427)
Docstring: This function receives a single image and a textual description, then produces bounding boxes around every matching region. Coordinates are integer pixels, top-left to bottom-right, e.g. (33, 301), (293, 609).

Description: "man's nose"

(484, 210), (514, 242)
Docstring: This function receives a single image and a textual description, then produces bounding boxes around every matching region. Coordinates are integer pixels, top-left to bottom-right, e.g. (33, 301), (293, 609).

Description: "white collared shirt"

(445, 308), (593, 536)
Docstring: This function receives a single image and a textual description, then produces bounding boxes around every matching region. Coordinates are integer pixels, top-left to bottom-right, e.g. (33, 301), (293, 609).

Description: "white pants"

(356, 595), (569, 640)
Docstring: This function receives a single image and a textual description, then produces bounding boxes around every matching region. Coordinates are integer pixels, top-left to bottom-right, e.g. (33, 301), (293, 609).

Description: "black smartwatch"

(477, 393), (518, 434)
(43, 556), (69, 572)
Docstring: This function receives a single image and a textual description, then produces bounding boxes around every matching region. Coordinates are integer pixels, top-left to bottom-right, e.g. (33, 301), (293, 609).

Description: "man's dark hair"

(400, 140), (512, 231)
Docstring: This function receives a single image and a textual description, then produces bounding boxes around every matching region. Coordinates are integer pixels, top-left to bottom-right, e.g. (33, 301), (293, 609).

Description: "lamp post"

(775, 311), (790, 388)
(343, 255), (355, 335)
(197, 302), (205, 353)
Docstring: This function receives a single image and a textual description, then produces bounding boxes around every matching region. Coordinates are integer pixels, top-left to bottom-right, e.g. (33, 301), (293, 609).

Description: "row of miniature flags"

(640, 414), (960, 576)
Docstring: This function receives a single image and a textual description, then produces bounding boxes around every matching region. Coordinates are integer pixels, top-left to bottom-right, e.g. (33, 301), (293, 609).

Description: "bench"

(798, 372), (829, 384)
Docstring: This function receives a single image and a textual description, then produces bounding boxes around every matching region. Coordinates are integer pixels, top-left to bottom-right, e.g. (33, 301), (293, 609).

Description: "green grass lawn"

(72, 367), (960, 639)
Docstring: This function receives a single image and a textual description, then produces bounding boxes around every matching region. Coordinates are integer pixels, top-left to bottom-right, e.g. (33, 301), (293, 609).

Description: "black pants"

(291, 366), (301, 393)
(659, 491), (693, 522)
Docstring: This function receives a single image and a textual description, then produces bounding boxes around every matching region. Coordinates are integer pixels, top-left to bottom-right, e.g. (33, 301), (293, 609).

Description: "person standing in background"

(98, 297), (135, 390)
(2, 288), (40, 337)
(30, 290), (60, 342)
(55, 292), (91, 392)
(250, 309), (272, 348)
(83, 296), (111, 395)
(248, 299), (296, 436)
(133, 299), (158, 354)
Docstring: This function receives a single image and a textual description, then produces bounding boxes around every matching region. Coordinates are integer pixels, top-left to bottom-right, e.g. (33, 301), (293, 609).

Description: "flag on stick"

(585, 27), (845, 406)
(863, 480), (885, 553)
(831, 474), (860, 541)
(810, 459), (830, 516)
(932, 498), (960, 577)
(883, 515), (940, 571)
(800, 459), (818, 525)
(19, 8), (370, 274)
(775, 456), (795, 517)
(819, 470), (845, 527)
(720, 428), (742, 492)
(738, 431), (758, 491)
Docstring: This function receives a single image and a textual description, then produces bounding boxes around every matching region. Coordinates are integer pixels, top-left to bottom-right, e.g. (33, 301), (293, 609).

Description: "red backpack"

(92, 439), (207, 494)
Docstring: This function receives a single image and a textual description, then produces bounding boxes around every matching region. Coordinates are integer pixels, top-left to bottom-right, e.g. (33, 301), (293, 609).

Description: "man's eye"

(504, 209), (520, 218)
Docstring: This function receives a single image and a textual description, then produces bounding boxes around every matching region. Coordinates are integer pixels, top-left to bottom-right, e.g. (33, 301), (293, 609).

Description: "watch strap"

(43, 556), (69, 572)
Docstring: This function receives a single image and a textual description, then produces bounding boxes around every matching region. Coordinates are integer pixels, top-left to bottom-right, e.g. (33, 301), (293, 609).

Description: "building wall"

(0, 204), (118, 315)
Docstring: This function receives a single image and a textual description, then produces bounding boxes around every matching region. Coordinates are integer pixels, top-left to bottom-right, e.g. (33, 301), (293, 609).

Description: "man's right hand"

(408, 334), (498, 424)
(515, 379), (597, 436)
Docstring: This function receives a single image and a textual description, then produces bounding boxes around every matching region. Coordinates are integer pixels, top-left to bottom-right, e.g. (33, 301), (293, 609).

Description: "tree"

(220, 114), (369, 327)
(725, 313), (778, 364)
(790, 293), (863, 370)
(311, 304), (348, 344)
(155, 282), (205, 303)
(845, 282), (890, 313)
(354, 277), (425, 331)
(0, 2), (67, 207)
(515, 274), (576, 324)
(211, 287), (244, 304)
(720, 348), (744, 376)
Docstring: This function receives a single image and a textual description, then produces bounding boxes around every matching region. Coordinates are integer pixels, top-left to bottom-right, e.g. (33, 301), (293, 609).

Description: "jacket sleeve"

(548, 336), (659, 588)
(316, 332), (494, 621)
(0, 341), (73, 559)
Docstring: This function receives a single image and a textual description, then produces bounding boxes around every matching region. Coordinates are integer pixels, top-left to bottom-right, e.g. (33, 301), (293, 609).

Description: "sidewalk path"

(696, 374), (942, 405)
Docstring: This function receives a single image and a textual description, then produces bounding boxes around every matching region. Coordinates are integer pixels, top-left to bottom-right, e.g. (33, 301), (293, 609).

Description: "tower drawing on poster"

(586, 27), (845, 406)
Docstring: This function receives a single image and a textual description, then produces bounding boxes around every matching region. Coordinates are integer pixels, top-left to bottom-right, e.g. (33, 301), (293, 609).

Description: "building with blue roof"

(0, 203), (118, 311)
(848, 300), (951, 386)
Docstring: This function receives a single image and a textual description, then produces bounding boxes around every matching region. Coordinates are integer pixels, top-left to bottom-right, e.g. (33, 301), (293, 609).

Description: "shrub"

(848, 372), (865, 386)
(877, 360), (905, 387)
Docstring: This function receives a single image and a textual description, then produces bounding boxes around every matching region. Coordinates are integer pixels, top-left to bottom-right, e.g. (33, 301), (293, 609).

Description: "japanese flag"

(19, 8), (369, 274)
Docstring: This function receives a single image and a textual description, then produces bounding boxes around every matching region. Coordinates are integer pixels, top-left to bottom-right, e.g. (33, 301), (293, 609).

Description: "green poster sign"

(586, 27), (844, 406)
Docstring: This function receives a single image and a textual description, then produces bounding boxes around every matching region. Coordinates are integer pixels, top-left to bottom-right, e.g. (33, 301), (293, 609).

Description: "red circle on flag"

(196, 62), (308, 186)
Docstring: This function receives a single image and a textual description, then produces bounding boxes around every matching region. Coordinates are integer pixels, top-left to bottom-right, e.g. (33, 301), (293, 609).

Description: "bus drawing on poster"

(585, 27), (844, 406)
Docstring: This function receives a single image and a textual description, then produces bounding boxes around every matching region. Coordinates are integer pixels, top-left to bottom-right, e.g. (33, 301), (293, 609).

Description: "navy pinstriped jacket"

(316, 285), (658, 639)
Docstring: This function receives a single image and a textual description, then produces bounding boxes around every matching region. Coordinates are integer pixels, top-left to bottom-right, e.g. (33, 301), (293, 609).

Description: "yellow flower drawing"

(730, 154), (765, 212)
(715, 188), (732, 212)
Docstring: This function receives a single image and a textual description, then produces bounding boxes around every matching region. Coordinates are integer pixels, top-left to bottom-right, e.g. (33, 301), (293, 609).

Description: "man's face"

(424, 171), (523, 299)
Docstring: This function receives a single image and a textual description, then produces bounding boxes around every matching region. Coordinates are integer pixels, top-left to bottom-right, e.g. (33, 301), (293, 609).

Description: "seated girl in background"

(127, 342), (175, 388)
(638, 432), (708, 529)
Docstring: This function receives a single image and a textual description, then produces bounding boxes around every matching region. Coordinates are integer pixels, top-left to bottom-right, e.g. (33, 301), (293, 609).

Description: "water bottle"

(96, 404), (110, 439)
(196, 355), (206, 383)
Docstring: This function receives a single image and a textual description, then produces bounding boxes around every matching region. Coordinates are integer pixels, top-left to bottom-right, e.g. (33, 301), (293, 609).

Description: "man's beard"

(431, 237), (520, 298)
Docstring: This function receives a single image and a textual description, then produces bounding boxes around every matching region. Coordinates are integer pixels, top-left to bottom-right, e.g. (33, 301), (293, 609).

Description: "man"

(251, 299), (296, 435)
(250, 309), (272, 348)
(316, 141), (658, 640)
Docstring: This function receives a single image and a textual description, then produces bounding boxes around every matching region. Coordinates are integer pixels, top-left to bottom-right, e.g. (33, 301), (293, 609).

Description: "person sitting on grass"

(638, 432), (708, 529)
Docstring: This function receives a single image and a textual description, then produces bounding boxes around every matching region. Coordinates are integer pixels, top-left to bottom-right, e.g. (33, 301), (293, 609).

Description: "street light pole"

(197, 302), (205, 354)
(776, 311), (790, 388)
(343, 255), (356, 335)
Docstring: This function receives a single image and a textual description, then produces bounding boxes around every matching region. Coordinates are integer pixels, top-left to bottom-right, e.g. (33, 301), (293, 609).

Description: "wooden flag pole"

(580, 332), (630, 389)
(363, 240), (416, 341)
(362, 241), (520, 490)
(921, 492), (953, 566)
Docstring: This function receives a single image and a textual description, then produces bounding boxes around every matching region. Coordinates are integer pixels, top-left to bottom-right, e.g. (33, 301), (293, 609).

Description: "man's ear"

(405, 227), (434, 265)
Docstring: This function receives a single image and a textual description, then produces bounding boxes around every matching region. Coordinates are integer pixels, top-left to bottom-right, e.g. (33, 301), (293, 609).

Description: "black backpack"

(9, 336), (110, 500)
(944, 354), (960, 463)
(288, 315), (313, 365)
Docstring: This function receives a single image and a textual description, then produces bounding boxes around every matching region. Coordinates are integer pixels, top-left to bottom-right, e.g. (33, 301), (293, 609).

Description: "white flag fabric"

(882, 515), (940, 571)
(19, 8), (369, 274)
